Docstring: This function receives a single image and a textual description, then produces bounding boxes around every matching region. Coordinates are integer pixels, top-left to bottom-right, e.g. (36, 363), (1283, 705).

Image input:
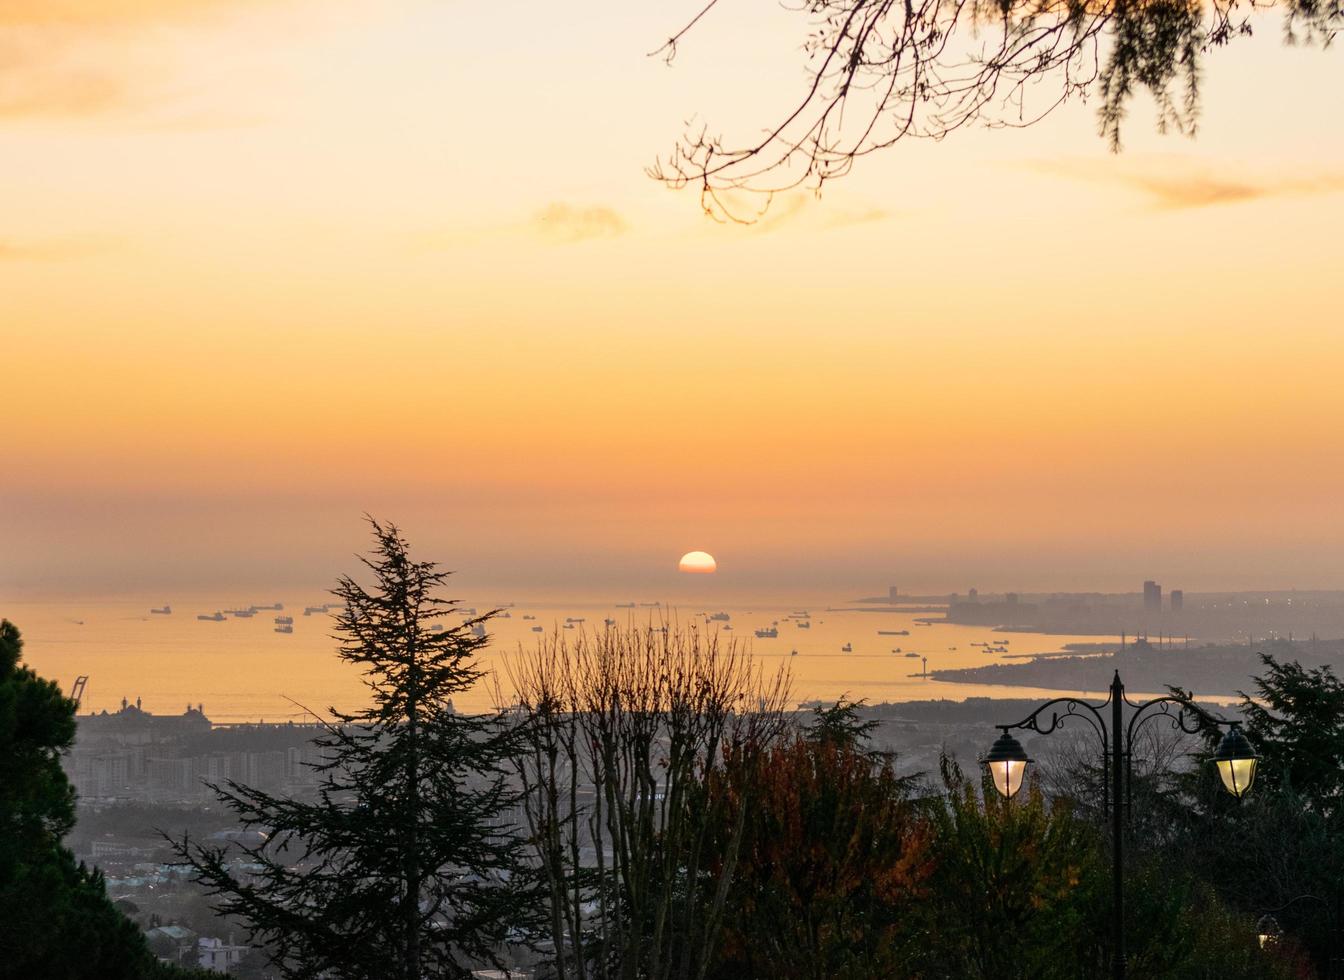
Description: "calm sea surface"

(4, 594), (1126, 722)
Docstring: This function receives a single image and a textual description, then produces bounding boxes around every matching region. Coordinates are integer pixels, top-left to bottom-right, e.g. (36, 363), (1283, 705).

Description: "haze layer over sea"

(6, 591), (1120, 722)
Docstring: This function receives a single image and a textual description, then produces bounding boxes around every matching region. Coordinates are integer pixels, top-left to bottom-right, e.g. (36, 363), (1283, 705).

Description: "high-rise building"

(1170, 589), (1184, 611)
(889, 586), (899, 603)
(1143, 580), (1162, 613)
(147, 757), (193, 800)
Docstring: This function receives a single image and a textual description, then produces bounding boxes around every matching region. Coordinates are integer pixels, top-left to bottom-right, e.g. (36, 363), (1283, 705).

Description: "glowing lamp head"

(1212, 723), (1258, 799)
(983, 728), (1031, 799)
(1256, 915), (1281, 949)
(678, 551), (717, 574)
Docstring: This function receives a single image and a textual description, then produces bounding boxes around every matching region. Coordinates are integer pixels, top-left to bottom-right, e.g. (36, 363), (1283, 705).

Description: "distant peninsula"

(932, 637), (1344, 699)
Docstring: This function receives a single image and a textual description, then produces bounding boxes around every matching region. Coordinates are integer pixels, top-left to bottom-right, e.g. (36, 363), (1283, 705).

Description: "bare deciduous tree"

(505, 622), (790, 980)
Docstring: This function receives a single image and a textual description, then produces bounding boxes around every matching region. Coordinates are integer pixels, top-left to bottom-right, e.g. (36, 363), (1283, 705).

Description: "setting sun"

(678, 551), (717, 574)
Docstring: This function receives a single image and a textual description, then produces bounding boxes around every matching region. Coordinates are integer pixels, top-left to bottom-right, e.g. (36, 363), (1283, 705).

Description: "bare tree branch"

(650, 0), (1341, 218)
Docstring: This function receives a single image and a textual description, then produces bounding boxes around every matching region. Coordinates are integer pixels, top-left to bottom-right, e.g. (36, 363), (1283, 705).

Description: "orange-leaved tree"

(703, 701), (935, 979)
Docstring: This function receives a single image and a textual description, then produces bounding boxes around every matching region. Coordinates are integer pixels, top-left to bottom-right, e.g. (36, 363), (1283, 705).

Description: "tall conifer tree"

(1, 620), (197, 979)
(177, 520), (530, 980)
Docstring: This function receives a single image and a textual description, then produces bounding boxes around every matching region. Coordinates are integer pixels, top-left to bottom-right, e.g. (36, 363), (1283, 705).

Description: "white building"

(197, 936), (249, 973)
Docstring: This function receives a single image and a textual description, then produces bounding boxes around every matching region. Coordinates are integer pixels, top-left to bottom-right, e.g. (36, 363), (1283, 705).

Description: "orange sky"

(1, 0), (1342, 597)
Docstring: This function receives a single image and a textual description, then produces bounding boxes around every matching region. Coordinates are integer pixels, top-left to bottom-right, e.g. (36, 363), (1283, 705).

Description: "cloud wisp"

(532, 203), (628, 243)
(1030, 158), (1344, 211)
(0, 0), (259, 28)
(0, 0), (282, 118)
(0, 45), (129, 117)
(0, 236), (110, 260)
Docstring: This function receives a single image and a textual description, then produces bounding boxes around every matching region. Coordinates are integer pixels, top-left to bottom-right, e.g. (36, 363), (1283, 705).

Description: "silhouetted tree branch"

(649, 0), (1341, 218)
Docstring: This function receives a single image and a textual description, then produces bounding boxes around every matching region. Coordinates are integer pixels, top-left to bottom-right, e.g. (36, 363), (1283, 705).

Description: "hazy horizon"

(6, 552), (1344, 604)
(5, 504), (1344, 598)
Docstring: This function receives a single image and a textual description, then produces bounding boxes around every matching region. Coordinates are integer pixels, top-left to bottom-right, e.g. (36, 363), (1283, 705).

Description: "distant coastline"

(931, 637), (1343, 699)
(939, 588), (1344, 643)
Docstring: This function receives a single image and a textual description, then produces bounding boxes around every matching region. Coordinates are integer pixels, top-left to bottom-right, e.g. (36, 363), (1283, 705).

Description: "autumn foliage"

(704, 706), (934, 978)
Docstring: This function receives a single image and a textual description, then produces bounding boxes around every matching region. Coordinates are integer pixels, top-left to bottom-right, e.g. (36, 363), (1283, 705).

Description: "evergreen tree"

(1165, 655), (1344, 975)
(0, 619), (200, 980)
(175, 520), (531, 980)
(802, 697), (881, 750)
(1239, 654), (1344, 825)
(924, 755), (1107, 980)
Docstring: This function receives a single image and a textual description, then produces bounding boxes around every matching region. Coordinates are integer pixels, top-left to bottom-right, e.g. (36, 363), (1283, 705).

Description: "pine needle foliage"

(1, 620), (205, 979)
(174, 519), (532, 980)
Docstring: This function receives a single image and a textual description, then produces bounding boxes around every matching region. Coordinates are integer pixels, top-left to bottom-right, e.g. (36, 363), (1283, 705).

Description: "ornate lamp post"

(983, 670), (1258, 980)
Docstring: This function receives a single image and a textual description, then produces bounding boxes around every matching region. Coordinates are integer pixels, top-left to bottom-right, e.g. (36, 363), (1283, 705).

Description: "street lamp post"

(984, 670), (1258, 980)
(1256, 894), (1340, 977)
